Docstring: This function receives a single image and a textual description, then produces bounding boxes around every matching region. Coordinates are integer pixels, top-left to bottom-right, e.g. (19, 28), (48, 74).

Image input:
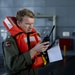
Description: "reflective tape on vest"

(4, 18), (13, 29)
(24, 36), (36, 42)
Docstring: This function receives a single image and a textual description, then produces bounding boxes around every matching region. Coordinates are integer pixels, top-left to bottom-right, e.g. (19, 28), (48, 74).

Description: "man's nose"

(30, 24), (33, 28)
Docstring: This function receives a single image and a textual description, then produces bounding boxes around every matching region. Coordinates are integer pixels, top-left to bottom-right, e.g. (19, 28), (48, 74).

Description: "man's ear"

(17, 20), (21, 26)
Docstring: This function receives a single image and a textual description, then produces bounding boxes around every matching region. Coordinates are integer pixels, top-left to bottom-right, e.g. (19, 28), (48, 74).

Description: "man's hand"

(34, 42), (49, 52)
(30, 42), (49, 59)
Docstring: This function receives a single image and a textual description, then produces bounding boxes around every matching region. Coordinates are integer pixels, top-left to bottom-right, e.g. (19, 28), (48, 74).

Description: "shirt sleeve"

(3, 36), (32, 72)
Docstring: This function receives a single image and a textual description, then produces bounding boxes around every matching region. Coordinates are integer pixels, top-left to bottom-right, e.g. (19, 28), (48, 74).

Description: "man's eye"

(25, 23), (30, 25)
(25, 23), (33, 26)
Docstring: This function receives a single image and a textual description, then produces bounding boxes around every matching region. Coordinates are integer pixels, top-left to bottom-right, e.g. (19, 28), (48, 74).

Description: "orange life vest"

(3, 16), (44, 68)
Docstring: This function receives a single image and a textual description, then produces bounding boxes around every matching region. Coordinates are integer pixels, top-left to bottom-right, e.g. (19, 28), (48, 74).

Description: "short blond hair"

(16, 8), (35, 22)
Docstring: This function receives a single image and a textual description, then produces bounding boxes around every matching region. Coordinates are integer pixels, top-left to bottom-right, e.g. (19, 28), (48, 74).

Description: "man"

(3, 8), (49, 75)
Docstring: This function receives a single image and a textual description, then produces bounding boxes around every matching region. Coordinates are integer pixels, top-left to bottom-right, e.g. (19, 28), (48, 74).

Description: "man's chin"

(28, 30), (32, 32)
(27, 30), (32, 33)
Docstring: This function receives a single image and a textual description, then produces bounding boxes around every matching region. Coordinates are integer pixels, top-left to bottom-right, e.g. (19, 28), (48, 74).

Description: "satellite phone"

(42, 25), (55, 64)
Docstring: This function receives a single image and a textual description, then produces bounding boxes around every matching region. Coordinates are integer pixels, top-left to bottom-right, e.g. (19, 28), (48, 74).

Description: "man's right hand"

(34, 42), (49, 52)
(30, 42), (49, 59)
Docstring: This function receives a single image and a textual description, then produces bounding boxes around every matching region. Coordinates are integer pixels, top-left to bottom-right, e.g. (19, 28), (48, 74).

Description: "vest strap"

(27, 33), (31, 50)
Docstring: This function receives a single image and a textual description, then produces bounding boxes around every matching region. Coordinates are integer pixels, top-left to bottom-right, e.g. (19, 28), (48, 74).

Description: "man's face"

(17, 16), (34, 33)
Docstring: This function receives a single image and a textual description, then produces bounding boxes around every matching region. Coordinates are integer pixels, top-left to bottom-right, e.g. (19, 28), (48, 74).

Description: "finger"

(46, 44), (50, 47)
(41, 48), (47, 52)
(42, 42), (49, 45)
(43, 44), (49, 48)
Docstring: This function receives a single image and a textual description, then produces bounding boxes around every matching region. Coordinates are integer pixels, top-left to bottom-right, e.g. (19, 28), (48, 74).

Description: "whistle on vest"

(42, 55), (47, 65)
